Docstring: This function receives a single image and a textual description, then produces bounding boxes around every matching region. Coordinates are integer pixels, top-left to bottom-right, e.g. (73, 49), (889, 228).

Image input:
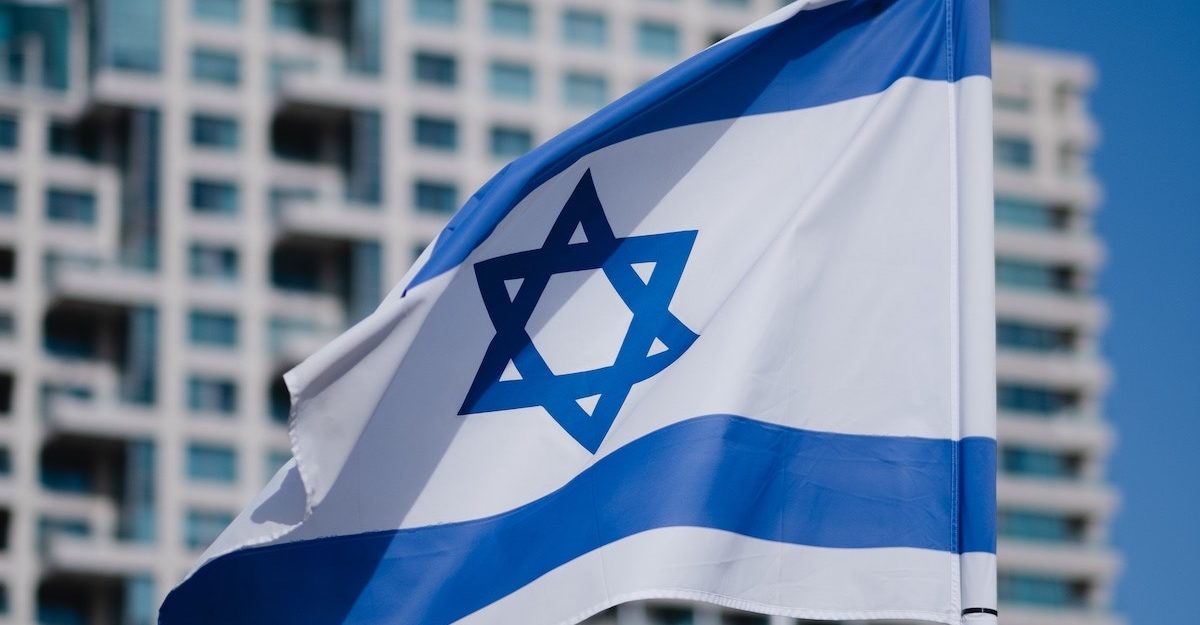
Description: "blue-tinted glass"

(189, 244), (238, 281)
(647, 606), (693, 625)
(995, 258), (1072, 293)
(1001, 446), (1080, 479)
(999, 509), (1084, 542)
(188, 375), (237, 414)
(563, 10), (607, 47)
(96, 0), (162, 73)
(998, 383), (1074, 415)
(346, 0), (382, 75)
(265, 450), (292, 480)
(38, 602), (86, 625)
(564, 71), (608, 108)
(415, 180), (459, 214)
(124, 576), (155, 625)
(997, 320), (1073, 352)
(185, 508), (234, 549)
(0, 5), (71, 90)
(414, 116), (458, 151)
(271, 0), (320, 34)
(191, 114), (239, 149)
(995, 196), (1065, 230)
(0, 446), (11, 475)
(120, 307), (157, 405)
(413, 0), (457, 24)
(47, 121), (99, 160)
(414, 52), (457, 87)
(998, 573), (1086, 607)
(490, 125), (533, 158)
(347, 111), (382, 205)
(45, 189), (96, 224)
(489, 62), (534, 100)
(489, 1), (532, 37)
(637, 21), (680, 58)
(995, 136), (1034, 169)
(713, 0), (751, 7)
(191, 48), (240, 85)
(190, 179), (239, 215)
(186, 444), (237, 483)
(189, 310), (238, 347)
(193, 0), (240, 23)
(0, 181), (14, 216)
(0, 116), (16, 148)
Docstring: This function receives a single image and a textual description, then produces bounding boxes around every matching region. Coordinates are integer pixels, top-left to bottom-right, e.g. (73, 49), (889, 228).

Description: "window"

(489, 62), (534, 100)
(191, 48), (241, 85)
(1001, 446), (1082, 479)
(563, 10), (607, 48)
(413, 0), (457, 25)
(0, 116), (16, 149)
(0, 312), (14, 338)
(413, 52), (457, 87)
(189, 244), (238, 281)
(998, 573), (1087, 608)
(637, 21), (680, 58)
(185, 508), (234, 549)
(271, 0), (320, 33)
(997, 320), (1074, 353)
(646, 606), (693, 625)
(413, 116), (458, 151)
(0, 446), (10, 475)
(998, 383), (1076, 415)
(0, 250), (13, 281)
(996, 258), (1073, 293)
(191, 114), (239, 150)
(489, 1), (532, 37)
(45, 189), (96, 225)
(193, 0), (240, 23)
(711, 0), (751, 7)
(188, 375), (238, 415)
(490, 125), (533, 159)
(0, 182), (14, 216)
(186, 444), (237, 483)
(414, 180), (459, 214)
(995, 196), (1068, 231)
(999, 509), (1085, 543)
(190, 179), (239, 215)
(188, 310), (238, 347)
(994, 136), (1033, 169)
(265, 450), (292, 481)
(564, 71), (608, 108)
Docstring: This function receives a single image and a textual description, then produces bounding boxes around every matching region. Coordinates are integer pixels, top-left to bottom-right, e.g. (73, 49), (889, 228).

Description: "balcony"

(44, 391), (156, 441)
(269, 34), (383, 110)
(998, 411), (1115, 456)
(994, 228), (1104, 269)
(273, 191), (385, 244)
(41, 534), (156, 577)
(999, 539), (1122, 580)
(996, 350), (1110, 393)
(996, 289), (1107, 330)
(46, 258), (158, 308)
(998, 475), (1119, 519)
(1000, 605), (1125, 625)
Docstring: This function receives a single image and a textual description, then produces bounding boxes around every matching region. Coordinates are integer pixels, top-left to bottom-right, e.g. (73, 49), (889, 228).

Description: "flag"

(161, 0), (996, 623)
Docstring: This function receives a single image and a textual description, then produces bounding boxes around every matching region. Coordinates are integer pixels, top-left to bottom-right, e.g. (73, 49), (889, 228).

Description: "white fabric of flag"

(161, 0), (996, 623)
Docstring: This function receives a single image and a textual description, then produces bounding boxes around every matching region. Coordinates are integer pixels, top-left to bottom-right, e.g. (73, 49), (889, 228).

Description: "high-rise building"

(0, 1), (1118, 624)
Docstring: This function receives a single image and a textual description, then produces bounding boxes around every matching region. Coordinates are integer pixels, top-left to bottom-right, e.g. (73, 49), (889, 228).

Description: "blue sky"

(1001, 1), (1200, 622)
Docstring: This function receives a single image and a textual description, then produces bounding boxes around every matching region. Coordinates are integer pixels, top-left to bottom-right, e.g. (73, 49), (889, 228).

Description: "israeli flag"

(161, 0), (996, 623)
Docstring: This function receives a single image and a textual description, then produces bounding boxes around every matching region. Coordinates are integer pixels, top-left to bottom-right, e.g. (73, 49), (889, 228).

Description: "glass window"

(995, 136), (1034, 169)
(998, 383), (1076, 415)
(647, 606), (693, 625)
(997, 320), (1074, 353)
(564, 71), (608, 108)
(0, 312), (14, 338)
(489, 1), (532, 37)
(45, 188), (96, 225)
(998, 573), (1087, 608)
(712, 0), (751, 7)
(265, 450), (292, 481)
(191, 114), (239, 150)
(0, 182), (14, 216)
(414, 180), (459, 214)
(563, 10), (607, 48)
(188, 310), (238, 347)
(186, 444), (237, 483)
(995, 196), (1067, 231)
(999, 509), (1085, 543)
(96, 0), (162, 73)
(995, 258), (1073, 293)
(413, 116), (458, 151)
(637, 21), (680, 58)
(413, 51), (457, 87)
(271, 0), (320, 34)
(0, 5), (71, 90)
(188, 375), (238, 415)
(0, 116), (17, 149)
(191, 48), (241, 85)
(185, 508), (234, 549)
(189, 244), (238, 281)
(190, 179), (239, 215)
(489, 62), (534, 100)
(0, 446), (10, 475)
(413, 0), (457, 25)
(193, 0), (239, 23)
(1001, 446), (1082, 479)
(490, 125), (533, 159)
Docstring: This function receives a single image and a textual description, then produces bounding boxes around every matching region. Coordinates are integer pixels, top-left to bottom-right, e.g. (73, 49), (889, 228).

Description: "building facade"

(0, 1), (1118, 624)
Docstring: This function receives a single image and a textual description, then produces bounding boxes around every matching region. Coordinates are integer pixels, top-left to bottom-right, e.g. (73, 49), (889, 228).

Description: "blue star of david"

(460, 169), (699, 453)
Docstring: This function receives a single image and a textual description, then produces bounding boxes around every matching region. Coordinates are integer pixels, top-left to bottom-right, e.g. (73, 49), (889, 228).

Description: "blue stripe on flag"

(408, 0), (990, 290)
(161, 415), (996, 625)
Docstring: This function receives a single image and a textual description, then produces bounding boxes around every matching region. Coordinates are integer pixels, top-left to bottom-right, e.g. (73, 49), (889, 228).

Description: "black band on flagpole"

(962, 607), (999, 616)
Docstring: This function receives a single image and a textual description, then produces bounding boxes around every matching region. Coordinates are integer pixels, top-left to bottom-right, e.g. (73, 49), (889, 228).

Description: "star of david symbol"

(460, 169), (699, 452)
